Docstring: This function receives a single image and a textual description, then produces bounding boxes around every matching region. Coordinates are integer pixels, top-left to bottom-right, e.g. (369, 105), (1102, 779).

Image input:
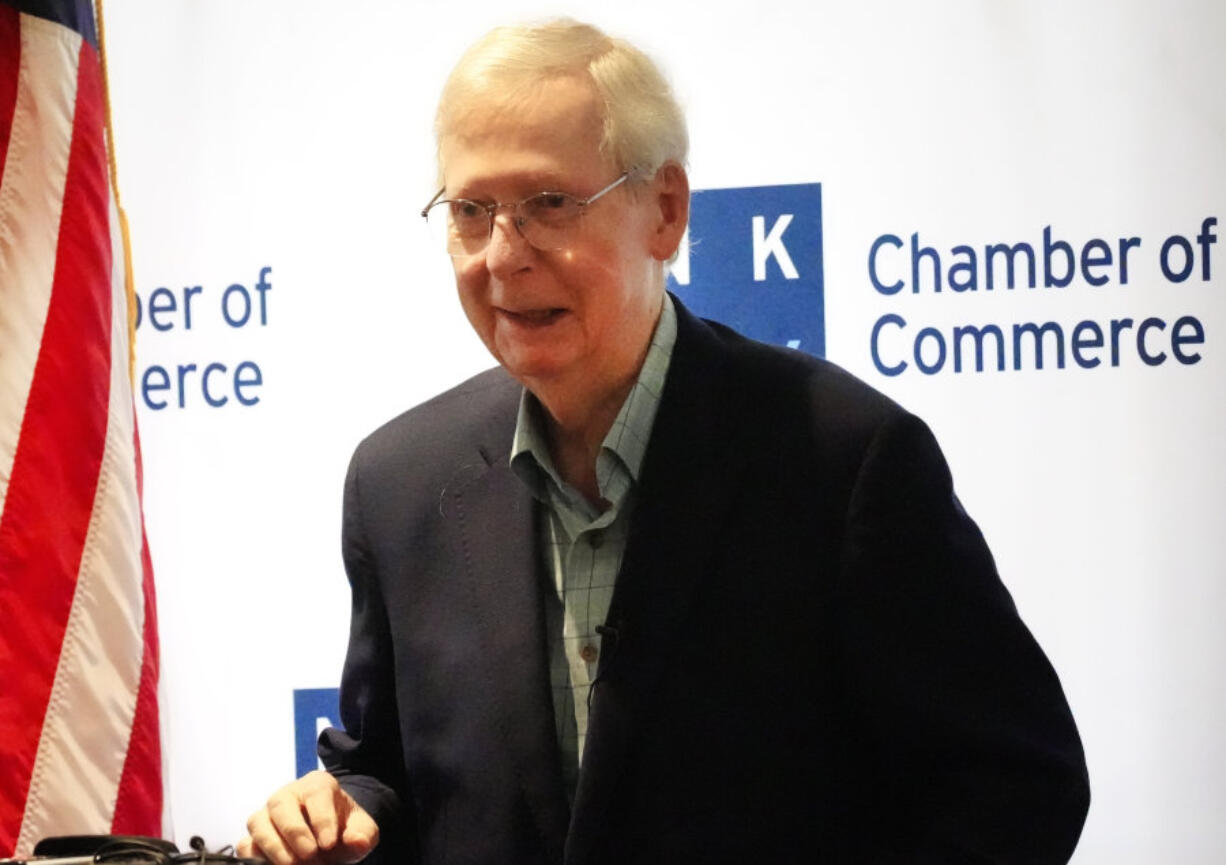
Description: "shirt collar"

(510, 293), (678, 504)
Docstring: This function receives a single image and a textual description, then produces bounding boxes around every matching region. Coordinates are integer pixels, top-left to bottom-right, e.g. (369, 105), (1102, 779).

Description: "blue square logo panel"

(670, 183), (825, 357)
(293, 687), (339, 775)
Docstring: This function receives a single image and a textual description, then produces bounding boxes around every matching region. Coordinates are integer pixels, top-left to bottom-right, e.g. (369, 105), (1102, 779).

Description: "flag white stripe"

(0, 14), (80, 521)
(158, 647), (174, 840)
(16, 194), (145, 855)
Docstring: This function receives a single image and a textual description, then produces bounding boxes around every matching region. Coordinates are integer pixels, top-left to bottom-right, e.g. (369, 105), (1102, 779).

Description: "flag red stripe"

(0, 4), (19, 183)
(111, 425), (162, 835)
(0, 37), (112, 851)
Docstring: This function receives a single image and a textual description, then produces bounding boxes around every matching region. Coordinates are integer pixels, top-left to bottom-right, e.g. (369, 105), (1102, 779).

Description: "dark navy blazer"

(320, 297), (1089, 865)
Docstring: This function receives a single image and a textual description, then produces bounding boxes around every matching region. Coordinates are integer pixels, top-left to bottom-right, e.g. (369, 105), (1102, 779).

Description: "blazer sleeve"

(317, 453), (418, 865)
(835, 411), (1090, 864)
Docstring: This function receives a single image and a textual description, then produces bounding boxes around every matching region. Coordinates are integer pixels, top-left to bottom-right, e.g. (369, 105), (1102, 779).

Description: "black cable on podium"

(1, 835), (263, 865)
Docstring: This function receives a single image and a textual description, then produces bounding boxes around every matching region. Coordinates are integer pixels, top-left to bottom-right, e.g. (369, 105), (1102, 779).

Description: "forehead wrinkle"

(452, 71), (602, 134)
(439, 75), (615, 184)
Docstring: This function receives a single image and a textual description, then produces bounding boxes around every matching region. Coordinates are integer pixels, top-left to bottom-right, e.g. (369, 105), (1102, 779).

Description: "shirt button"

(589, 532), (604, 549)
(580, 643), (599, 663)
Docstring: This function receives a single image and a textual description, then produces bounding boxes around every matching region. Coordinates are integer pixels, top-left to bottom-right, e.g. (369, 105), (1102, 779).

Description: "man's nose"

(485, 210), (532, 275)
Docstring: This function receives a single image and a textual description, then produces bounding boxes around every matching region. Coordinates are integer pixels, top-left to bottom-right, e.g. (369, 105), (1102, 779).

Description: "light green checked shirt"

(509, 293), (678, 800)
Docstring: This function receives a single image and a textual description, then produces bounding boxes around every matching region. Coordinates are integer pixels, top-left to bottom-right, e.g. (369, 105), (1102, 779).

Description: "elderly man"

(239, 19), (1089, 865)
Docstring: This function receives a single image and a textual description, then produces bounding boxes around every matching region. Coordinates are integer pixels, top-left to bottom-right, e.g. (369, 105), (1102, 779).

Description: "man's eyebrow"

(449, 172), (573, 199)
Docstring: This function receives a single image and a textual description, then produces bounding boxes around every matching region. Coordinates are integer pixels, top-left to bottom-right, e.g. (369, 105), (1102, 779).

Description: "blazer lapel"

(452, 410), (571, 860)
(567, 300), (746, 860)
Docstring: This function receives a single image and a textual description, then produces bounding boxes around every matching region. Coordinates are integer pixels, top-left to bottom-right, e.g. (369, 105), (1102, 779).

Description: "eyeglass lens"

(426, 192), (585, 255)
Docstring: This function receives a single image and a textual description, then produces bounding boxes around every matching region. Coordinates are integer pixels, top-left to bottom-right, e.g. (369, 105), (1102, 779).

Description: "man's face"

(439, 76), (665, 409)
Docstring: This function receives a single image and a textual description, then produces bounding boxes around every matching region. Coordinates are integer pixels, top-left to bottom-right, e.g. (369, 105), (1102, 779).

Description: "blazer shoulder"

(693, 314), (907, 446)
(349, 366), (519, 485)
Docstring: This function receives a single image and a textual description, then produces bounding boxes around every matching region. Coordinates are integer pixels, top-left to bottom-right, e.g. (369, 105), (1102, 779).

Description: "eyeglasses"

(420, 170), (634, 256)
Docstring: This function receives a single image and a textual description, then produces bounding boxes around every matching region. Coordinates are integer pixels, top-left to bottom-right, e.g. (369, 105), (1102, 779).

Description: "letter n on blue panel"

(671, 183), (825, 357)
(293, 687), (340, 776)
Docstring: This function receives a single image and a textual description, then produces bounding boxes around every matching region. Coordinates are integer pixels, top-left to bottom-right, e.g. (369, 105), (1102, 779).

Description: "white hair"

(435, 19), (688, 181)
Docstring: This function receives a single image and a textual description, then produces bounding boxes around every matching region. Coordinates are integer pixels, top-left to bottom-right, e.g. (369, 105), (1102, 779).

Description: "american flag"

(0, 0), (162, 855)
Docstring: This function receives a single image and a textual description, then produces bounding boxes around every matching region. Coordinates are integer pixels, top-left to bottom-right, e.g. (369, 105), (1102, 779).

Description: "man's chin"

(492, 344), (574, 387)
(492, 326), (578, 379)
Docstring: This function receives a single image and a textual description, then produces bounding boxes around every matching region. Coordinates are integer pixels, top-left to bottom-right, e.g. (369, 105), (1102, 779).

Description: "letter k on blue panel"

(670, 183), (825, 357)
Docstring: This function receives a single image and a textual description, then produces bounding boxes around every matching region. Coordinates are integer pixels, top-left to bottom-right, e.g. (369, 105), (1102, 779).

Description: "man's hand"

(237, 770), (379, 865)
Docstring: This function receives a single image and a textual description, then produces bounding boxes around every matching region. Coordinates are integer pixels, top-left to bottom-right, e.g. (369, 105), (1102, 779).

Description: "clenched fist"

(238, 770), (379, 865)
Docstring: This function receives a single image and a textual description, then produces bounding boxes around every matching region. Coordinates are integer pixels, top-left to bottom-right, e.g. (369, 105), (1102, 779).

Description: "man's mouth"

(499, 307), (567, 326)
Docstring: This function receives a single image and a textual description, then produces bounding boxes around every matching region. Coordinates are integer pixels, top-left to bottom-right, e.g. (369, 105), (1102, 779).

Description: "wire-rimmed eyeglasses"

(420, 170), (634, 257)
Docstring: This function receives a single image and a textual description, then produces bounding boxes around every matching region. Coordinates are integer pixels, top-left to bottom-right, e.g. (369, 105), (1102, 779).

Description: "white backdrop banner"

(102, 2), (1225, 862)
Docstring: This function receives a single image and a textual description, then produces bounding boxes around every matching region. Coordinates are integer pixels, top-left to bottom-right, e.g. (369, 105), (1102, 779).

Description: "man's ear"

(646, 162), (690, 262)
